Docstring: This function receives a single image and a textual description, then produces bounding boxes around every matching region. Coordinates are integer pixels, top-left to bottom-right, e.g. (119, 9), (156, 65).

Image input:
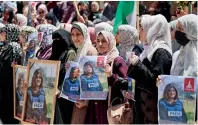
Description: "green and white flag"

(113, 1), (136, 34)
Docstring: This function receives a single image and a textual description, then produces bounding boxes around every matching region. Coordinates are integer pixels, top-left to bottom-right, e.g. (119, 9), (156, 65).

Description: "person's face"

(87, 65), (93, 73)
(0, 32), (6, 41)
(12, 16), (18, 24)
(79, 4), (85, 10)
(91, 4), (97, 12)
(139, 26), (147, 44)
(35, 73), (42, 87)
(168, 87), (176, 99)
(19, 77), (24, 89)
(96, 34), (110, 54)
(38, 9), (45, 17)
(71, 28), (84, 48)
(72, 69), (79, 78)
(29, 42), (35, 48)
(115, 32), (120, 44)
(3, 10), (10, 21)
(46, 19), (52, 24)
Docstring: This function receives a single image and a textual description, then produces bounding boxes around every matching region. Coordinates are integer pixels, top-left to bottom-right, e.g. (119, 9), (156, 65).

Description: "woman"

(5, 24), (22, 64)
(0, 8), (14, 24)
(51, 29), (77, 124)
(171, 14), (198, 77)
(16, 72), (25, 118)
(13, 13), (27, 27)
(84, 30), (128, 124)
(81, 61), (103, 91)
(36, 24), (58, 60)
(115, 25), (143, 59)
(170, 14), (198, 122)
(19, 26), (38, 65)
(45, 12), (59, 27)
(25, 69), (48, 124)
(159, 84), (187, 123)
(36, 4), (48, 25)
(89, 2), (101, 22)
(63, 67), (80, 97)
(127, 14), (172, 124)
(71, 22), (97, 60)
(169, 20), (181, 53)
(0, 23), (19, 124)
(70, 22), (97, 124)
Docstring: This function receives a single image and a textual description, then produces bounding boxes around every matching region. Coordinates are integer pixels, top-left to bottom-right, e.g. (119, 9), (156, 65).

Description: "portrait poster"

(158, 75), (197, 124)
(79, 56), (108, 100)
(21, 59), (60, 124)
(60, 61), (80, 102)
(13, 65), (27, 121)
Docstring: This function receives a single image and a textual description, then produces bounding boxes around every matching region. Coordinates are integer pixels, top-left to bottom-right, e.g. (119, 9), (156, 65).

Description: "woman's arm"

(159, 100), (168, 120)
(108, 57), (128, 90)
(80, 76), (87, 91)
(128, 49), (172, 90)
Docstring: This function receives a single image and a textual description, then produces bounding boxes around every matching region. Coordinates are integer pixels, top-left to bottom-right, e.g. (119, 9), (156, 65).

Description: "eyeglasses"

(39, 11), (44, 14)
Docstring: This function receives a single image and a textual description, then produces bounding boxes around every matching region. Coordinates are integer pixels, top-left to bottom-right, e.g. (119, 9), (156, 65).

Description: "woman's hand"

(75, 100), (88, 108)
(105, 64), (112, 77)
(156, 75), (162, 87)
(77, 15), (85, 23)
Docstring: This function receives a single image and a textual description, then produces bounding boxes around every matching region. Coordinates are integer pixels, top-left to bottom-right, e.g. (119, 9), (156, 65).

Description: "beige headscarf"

(72, 22), (92, 61)
(15, 14), (27, 27)
(97, 30), (119, 64)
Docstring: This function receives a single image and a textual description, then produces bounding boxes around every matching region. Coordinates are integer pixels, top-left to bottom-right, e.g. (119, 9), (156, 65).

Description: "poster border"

(21, 59), (60, 124)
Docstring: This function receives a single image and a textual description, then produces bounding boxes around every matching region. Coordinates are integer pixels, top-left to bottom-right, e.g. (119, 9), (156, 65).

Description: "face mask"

(175, 31), (190, 46)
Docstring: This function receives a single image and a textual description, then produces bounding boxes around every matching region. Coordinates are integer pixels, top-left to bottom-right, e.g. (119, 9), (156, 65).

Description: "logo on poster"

(168, 111), (182, 116)
(184, 78), (195, 92)
(32, 102), (44, 109)
(88, 82), (99, 88)
(97, 56), (105, 67)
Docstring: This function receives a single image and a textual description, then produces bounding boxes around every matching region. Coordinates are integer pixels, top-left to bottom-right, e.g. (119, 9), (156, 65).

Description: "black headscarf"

(49, 29), (75, 60)
(45, 12), (58, 27)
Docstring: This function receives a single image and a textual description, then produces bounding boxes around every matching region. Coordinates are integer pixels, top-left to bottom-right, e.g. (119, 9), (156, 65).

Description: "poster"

(60, 61), (80, 102)
(13, 65), (27, 121)
(128, 77), (135, 100)
(158, 75), (197, 124)
(22, 59), (60, 124)
(79, 56), (108, 100)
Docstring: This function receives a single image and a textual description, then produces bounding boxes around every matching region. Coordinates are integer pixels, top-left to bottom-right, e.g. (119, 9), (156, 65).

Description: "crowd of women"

(0, 1), (197, 124)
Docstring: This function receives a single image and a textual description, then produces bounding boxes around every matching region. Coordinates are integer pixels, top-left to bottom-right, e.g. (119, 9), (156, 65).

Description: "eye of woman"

(71, 33), (82, 37)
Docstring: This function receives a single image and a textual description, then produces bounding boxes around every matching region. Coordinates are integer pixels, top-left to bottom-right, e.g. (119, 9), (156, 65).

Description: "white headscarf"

(72, 22), (92, 61)
(117, 25), (138, 59)
(15, 14), (27, 27)
(97, 30), (119, 64)
(95, 22), (113, 35)
(140, 14), (172, 62)
(171, 14), (198, 77)
(91, 2), (100, 12)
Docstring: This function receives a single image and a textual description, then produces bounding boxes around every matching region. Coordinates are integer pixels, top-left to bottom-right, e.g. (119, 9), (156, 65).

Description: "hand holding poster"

(60, 61), (80, 102)
(158, 75), (197, 124)
(79, 56), (108, 100)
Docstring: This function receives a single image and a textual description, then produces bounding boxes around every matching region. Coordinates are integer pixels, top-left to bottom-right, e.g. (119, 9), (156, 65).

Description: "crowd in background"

(0, 1), (197, 124)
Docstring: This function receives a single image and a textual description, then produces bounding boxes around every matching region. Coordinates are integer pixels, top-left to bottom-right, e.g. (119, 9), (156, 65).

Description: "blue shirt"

(63, 78), (80, 95)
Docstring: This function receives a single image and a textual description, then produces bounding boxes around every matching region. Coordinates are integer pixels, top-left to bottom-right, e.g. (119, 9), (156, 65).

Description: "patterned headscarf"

(95, 22), (113, 35)
(36, 24), (58, 49)
(20, 26), (38, 45)
(71, 22), (92, 61)
(97, 30), (119, 64)
(117, 25), (139, 59)
(5, 24), (22, 62)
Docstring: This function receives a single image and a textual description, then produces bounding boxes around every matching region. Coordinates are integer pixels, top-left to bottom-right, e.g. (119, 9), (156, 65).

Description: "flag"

(113, 1), (136, 34)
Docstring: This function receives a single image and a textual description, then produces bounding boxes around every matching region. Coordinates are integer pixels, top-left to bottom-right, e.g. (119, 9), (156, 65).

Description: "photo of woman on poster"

(25, 69), (48, 124)
(159, 83), (187, 123)
(80, 61), (103, 91)
(63, 66), (80, 96)
(16, 73), (25, 118)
